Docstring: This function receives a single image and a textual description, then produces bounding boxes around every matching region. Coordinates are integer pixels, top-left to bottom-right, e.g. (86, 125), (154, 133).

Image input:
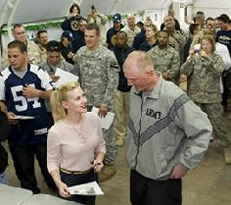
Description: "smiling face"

(62, 87), (87, 115)
(38, 32), (48, 46)
(145, 26), (155, 39)
(85, 29), (100, 50)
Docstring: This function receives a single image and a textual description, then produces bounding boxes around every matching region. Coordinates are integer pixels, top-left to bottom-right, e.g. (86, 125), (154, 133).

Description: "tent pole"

(7, 0), (21, 42)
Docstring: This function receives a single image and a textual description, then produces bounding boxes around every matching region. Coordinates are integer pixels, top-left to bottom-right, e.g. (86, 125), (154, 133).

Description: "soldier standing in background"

(181, 36), (231, 164)
(163, 15), (185, 63)
(148, 30), (180, 84)
(37, 30), (49, 62)
(1, 24), (42, 69)
(74, 23), (119, 182)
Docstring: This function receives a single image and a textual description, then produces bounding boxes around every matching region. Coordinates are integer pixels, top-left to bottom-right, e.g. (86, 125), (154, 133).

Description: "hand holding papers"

(91, 107), (115, 129)
(68, 181), (104, 196)
(11, 115), (35, 120)
(53, 68), (79, 88)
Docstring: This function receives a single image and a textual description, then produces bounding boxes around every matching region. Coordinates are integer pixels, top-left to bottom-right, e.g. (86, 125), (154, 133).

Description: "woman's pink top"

(47, 112), (106, 172)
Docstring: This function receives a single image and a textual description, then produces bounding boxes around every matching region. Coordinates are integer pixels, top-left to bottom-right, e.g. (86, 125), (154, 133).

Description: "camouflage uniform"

(190, 30), (204, 50)
(74, 45), (119, 165)
(38, 44), (47, 62)
(181, 53), (231, 147)
(166, 29), (185, 63)
(148, 45), (180, 84)
(2, 40), (42, 69)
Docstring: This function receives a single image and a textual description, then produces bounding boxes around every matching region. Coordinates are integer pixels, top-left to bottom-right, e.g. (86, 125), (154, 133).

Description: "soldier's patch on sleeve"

(110, 62), (119, 70)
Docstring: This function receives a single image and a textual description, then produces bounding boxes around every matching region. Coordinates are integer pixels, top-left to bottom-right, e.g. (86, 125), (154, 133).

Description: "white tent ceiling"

(0, 0), (73, 27)
(0, 0), (173, 27)
(0, 0), (231, 28)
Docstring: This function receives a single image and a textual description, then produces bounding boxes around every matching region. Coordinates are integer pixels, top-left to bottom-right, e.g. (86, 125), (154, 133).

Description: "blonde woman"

(139, 24), (158, 51)
(47, 81), (106, 205)
(181, 36), (231, 164)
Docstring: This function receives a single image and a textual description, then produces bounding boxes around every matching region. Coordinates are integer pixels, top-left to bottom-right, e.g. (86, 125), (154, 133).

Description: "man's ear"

(145, 67), (154, 76)
(23, 52), (28, 58)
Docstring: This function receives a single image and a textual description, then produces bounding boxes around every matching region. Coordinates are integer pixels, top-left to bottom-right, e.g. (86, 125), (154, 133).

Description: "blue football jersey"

(0, 64), (54, 145)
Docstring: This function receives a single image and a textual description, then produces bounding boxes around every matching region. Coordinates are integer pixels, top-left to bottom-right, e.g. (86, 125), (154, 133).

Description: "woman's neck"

(66, 113), (84, 125)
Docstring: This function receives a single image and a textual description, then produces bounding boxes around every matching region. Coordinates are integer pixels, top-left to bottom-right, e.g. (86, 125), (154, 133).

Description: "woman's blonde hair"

(146, 24), (159, 38)
(201, 35), (216, 53)
(50, 81), (80, 122)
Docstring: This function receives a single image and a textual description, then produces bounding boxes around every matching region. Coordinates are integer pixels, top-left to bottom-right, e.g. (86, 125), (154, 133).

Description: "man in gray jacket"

(123, 51), (212, 205)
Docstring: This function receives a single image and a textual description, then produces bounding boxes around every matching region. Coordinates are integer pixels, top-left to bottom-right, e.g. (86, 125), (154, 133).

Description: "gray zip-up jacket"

(126, 77), (212, 180)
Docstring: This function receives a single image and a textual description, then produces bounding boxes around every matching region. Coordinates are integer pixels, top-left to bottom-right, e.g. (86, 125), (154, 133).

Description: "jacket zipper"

(134, 93), (143, 169)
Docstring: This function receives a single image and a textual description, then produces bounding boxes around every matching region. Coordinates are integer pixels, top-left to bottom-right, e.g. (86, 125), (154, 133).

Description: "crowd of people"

(0, 3), (231, 205)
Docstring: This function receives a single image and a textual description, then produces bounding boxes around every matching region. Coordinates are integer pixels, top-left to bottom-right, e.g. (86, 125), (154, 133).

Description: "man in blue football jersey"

(0, 40), (55, 193)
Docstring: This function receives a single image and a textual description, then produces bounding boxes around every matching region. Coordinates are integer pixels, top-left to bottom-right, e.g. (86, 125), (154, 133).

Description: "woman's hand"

(188, 49), (195, 59)
(57, 181), (71, 198)
(92, 159), (104, 173)
(200, 50), (208, 57)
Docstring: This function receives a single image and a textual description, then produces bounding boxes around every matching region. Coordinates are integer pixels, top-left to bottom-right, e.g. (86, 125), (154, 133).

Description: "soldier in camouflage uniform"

(163, 15), (185, 63)
(1, 24), (42, 69)
(148, 30), (180, 84)
(181, 36), (231, 164)
(74, 23), (119, 181)
(37, 30), (48, 62)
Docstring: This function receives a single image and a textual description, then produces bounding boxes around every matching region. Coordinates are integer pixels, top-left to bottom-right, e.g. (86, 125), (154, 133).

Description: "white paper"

(53, 68), (79, 88)
(91, 107), (115, 130)
(12, 115), (35, 120)
(68, 181), (104, 196)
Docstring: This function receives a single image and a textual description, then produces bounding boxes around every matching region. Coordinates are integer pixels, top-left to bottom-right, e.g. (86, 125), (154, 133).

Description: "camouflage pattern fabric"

(181, 53), (230, 147)
(148, 45), (180, 84)
(181, 53), (224, 103)
(75, 45), (119, 165)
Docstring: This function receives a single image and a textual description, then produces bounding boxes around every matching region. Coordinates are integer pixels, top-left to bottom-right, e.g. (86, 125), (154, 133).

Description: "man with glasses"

(2, 24), (42, 69)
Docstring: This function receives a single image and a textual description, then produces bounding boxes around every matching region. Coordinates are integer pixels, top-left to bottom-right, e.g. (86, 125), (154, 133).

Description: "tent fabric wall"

(0, 0), (73, 27)
(184, 0), (231, 18)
